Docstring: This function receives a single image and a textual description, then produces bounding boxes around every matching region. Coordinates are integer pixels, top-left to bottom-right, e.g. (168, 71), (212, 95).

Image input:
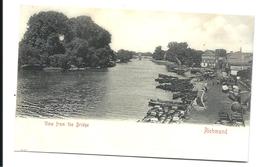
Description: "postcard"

(15, 5), (254, 162)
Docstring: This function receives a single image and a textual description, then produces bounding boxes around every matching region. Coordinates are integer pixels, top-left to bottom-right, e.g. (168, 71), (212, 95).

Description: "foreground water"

(16, 58), (175, 120)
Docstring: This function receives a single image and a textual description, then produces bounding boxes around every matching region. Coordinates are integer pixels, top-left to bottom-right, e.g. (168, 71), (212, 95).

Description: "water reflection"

(16, 59), (173, 120)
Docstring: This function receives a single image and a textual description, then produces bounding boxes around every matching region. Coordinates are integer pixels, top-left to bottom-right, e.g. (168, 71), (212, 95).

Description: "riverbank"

(142, 59), (249, 126)
(20, 61), (116, 72)
(141, 62), (207, 123)
(186, 78), (250, 126)
(151, 59), (178, 66)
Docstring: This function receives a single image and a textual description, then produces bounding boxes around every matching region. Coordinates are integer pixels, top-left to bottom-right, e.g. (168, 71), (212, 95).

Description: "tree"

(65, 39), (114, 67)
(142, 52), (153, 57)
(163, 41), (202, 67)
(95, 46), (114, 67)
(67, 16), (111, 48)
(237, 68), (252, 81)
(116, 49), (135, 63)
(19, 11), (71, 68)
(65, 38), (89, 67)
(22, 11), (71, 51)
(46, 33), (66, 56)
(65, 16), (113, 67)
(166, 42), (188, 64)
(110, 50), (117, 61)
(152, 46), (165, 60)
(49, 54), (70, 69)
(19, 11), (115, 69)
(18, 43), (41, 66)
(188, 49), (203, 67)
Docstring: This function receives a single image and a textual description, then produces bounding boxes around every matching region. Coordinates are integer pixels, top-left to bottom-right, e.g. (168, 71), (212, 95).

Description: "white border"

(3, 0), (260, 167)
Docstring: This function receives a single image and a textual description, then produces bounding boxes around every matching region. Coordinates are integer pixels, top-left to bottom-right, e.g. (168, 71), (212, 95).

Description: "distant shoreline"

(19, 63), (116, 72)
(151, 59), (178, 66)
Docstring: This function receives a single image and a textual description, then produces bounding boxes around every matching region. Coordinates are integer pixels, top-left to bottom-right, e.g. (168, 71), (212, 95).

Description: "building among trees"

(227, 49), (253, 76)
(200, 50), (217, 68)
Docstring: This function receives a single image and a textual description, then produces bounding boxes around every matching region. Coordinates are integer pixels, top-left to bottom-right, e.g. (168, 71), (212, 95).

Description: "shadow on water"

(16, 59), (173, 120)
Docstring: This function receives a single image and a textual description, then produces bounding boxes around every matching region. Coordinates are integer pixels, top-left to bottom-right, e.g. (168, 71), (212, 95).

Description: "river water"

(16, 58), (174, 120)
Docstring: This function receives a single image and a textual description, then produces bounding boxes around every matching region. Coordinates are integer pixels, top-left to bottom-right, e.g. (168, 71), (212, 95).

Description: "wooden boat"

(167, 66), (189, 75)
(158, 74), (177, 79)
(149, 99), (171, 106)
(190, 68), (202, 74)
(172, 92), (181, 99)
(155, 78), (178, 83)
(148, 99), (185, 108)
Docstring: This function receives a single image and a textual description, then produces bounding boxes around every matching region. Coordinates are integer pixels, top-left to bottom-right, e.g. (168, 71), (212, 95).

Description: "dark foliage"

(19, 11), (114, 69)
(116, 49), (136, 63)
(152, 46), (165, 60)
(237, 68), (252, 80)
(162, 41), (202, 67)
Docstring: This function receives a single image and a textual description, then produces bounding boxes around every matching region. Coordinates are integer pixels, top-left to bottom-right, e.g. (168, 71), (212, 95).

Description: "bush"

(116, 49), (135, 62)
(49, 54), (70, 69)
(18, 43), (41, 66)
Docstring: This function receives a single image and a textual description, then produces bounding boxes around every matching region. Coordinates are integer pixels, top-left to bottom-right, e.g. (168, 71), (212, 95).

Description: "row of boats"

(142, 73), (197, 123)
(141, 63), (214, 123)
(143, 101), (187, 123)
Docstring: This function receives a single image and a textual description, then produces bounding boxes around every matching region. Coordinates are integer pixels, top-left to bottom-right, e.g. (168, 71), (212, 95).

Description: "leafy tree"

(116, 49), (135, 63)
(188, 49), (203, 67)
(18, 43), (41, 66)
(87, 51), (100, 67)
(19, 11), (114, 69)
(141, 52), (153, 57)
(237, 68), (252, 80)
(65, 38), (89, 67)
(95, 46), (114, 67)
(49, 54), (70, 69)
(64, 16), (113, 67)
(166, 42), (188, 64)
(67, 16), (111, 48)
(162, 41), (202, 67)
(46, 33), (66, 56)
(110, 50), (117, 61)
(19, 11), (71, 68)
(152, 46), (165, 60)
(22, 11), (71, 51)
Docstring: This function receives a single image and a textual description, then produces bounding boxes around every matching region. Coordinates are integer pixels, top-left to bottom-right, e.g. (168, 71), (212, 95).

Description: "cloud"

(20, 6), (255, 52)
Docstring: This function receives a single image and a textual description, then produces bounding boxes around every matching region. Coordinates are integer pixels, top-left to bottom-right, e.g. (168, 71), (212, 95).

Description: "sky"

(19, 5), (255, 53)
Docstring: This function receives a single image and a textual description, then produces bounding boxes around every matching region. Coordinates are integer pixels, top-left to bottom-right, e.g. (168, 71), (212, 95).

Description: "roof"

(227, 51), (252, 57)
(227, 52), (253, 65)
(229, 62), (251, 66)
(202, 50), (215, 57)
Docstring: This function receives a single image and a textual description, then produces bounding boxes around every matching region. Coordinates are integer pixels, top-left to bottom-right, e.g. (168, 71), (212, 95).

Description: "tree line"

(19, 11), (229, 70)
(152, 42), (203, 67)
(19, 11), (117, 70)
(152, 42), (228, 68)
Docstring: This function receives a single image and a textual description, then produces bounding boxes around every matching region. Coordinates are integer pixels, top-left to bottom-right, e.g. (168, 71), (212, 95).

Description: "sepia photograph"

(17, 6), (254, 126)
(13, 4), (255, 162)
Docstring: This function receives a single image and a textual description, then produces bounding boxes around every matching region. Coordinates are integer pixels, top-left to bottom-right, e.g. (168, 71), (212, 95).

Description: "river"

(16, 58), (175, 120)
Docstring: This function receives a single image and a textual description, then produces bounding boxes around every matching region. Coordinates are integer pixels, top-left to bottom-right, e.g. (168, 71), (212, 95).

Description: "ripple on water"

(16, 59), (174, 119)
